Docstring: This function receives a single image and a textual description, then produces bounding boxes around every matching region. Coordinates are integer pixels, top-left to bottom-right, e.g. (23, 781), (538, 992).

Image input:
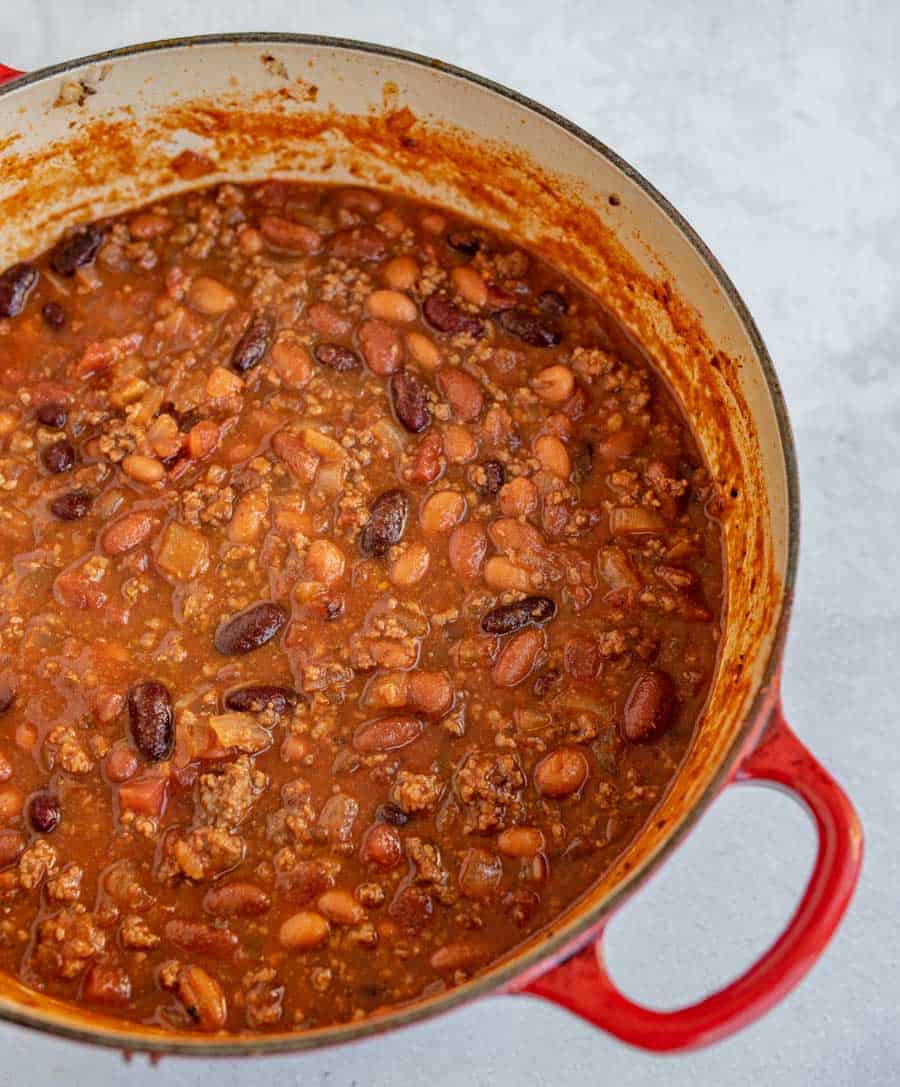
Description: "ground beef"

(389, 771), (444, 814)
(406, 836), (455, 905)
(33, 907), (105, 979)
(17, 840), (58, 892)
(198, 755), (267, 829)
(456, 751), (527, 833)
(158, 826), (245, 883)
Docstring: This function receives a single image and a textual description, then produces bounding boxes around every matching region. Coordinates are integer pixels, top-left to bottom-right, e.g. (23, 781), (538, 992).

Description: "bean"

(188, 276), (237, 316)
(176, 965), (227, 1030)
(231, 314), (273, 373)
(448, 522), (488, 580)
(437, 367), (484, 421)
(100, 510), (155, 555)
(203, 882), (271, 918)
(405, 330), (441, 369)
(39, 300), (66, 329)
(446, 231), (480, 255)
(317, 889), (365, 926)
(127, 680), (174, 762)
(475, 459), (506, 497)
(361, 822), (402, 869)
(572, 440), (594, 481)
(0, 687), (14, 715)
(28, 792), (61, 834)
(214, 602), (288, 655)
(375, 803), (409, 827)
(358, 489), (409, 557)
(166, 919), (239, 957)
(491, 627), (545, 687)
(366, 290), (418, 323)
(482, 596), (556, 635)
(451, 266), (488, 306)
(228, 488), (268, 544)
(0, 263), (38, 318)
(390, 369), (432, 433)
(259, 215), (323, 254)
(483, 555), (530, 592)
(353, 714), (424, 753)
(122, 454), (165, 484)
(497, 826), (545, 858)
(442, 423), (477, 464)
(36, 401), (67, 428)
(489, 518), (546, 558)
(420, 490), (466, 534)
(534, 747), (589, 798)
(0, 785), (22, 824)
(498, 308), (561, 347)
(390, 542), (431, 587)
(410, 431), (444, 485)
(538, 290), (568, 314)
(104, 742), (138, 783)
(423, 294), (486, 337)
(224, 685), (299, 714)
(0, 830), (24, 867)
(41, 440), (75, 474)
(382, 256), (419, 290)
(314, 343), (360, 373)
(534, 434), (571, 478)
(270, 338), (312, 387)
(430, 942), (486, 973)
(459, 848), (502, 899)
(305, 539), (345, 584)
(622, 669), (676, 742)
(408, 671), (454, 716)
(532, 364), (575, 404)
(328, 225), (387, 261)
(51, 225), (105, 276)
(50, 489), (91, 521)
(279, 911), (330, 951)
(359, 319), (403, 375)
(128, 211), (173, 239)
(499, 476), (538, 517)
(388, 885), (434, 934)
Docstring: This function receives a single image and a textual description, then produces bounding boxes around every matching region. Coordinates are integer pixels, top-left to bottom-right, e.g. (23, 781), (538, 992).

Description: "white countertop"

(0, 1), (895, 1084)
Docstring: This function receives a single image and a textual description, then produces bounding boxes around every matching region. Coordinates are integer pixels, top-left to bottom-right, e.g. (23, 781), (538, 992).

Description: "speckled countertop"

(0, 2), (896, 1084)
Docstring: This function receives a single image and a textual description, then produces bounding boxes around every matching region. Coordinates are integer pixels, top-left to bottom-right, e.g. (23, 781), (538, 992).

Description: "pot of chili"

(0, 36), (861, 1055)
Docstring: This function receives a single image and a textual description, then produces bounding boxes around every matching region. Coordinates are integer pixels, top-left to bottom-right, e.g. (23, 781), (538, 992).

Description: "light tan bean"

(0, 785), (23, 824)
(129, 212), (173, 239)
(147, 414), (181, 460)
(534, 434), (571, 478)
(442, 424), (477, 464)
(305, 539), (345, 585)
(430, 942), (486, 973)
(408, 671), (454, 716)
(228, 489), (269, 544)
(359, 319), (403, 375)
(176, 965), (227, 1030)
(121, 454), (164, 485)
(317, 889), (365, 926)
(270, 339), (312, 388)
(420, 491), (466, 534)
(491, 627), (545, 687)
(187, 276), (237, 316)
(389, 542), (431, 587)
(483, 555), (530, 591)
(205, 366), (244, 399)
(237, 226), (263, 255)
(532, 364), (575, 404)
(279, 910), (330, 950)
(534, 747), (589, 798)
(459, 848), (502, 899)
(366, 290), (418, 323)
(499, 477), (539, 517)
(451, 266), (488, 306)
(405, 331), (441, 370)
(497, 826), (545, 858)
(382, 256), (419, 290)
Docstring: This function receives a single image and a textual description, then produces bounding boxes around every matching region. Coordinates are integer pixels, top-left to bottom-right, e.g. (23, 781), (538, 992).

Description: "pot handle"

(0, 66), (23, 86)
(518, 704), (863, 1051)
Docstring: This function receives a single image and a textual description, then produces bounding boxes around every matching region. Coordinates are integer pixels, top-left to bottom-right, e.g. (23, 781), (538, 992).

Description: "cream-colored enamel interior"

(0, 40), (791, 1050)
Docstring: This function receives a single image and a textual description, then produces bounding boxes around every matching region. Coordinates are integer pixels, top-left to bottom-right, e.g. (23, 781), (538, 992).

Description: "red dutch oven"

(0, 35), (863, 1057)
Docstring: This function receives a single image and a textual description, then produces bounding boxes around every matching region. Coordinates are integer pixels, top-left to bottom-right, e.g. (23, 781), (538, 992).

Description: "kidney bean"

(51, 224), (105, 276)
(448, 522), (488, 580)
(203, 882), (271, 918)
(41, 440), (75, 474)
(314, 343), (360, 373)
(231, 314), (273, 373)
(499, 476), (537, 517)
(361, 822), (402, 868)
(352, 714), (424, 754)
(622, 668), (676, 742)
(50, 489), (92, 521)
(328, 225), (387, 261)
(375, 803), (409, 827)
(318, 889), (365, 926)
(534, 747), (589, 798)
(491, 627), (545, 687)
(224, 684), (299, 714)
(358, 488), (409, 557)
(390, 369), (432, 433)
(176, 965), (227, 1030)
(419, 490), (466, 534)
(358, 318), (403, 375)
(538, 290), (568, 315)
(410, 431), (444, 485)
(165, 919), (239, 957)
(446, 230), (481, 255)
(36, 401), (67, 428)
(422, 294), (485, 337)
(127, 680), (174, 762)
(214, 601), (288, 655)
(0, 263), (38, 318)
(572, 440), (594, 481)
(498, 308), (561, 347)
(259, 216), (322, 254)
(28, 792), (61, 834)
(437, 367), (484, 420)
(0, 686), (16, 715)
(481, 596), (556, 635)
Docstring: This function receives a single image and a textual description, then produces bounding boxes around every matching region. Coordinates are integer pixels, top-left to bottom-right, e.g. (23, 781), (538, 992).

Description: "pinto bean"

(359, 319), (403, 375)
(622, 669), (676, 741)
(305, 539), (345, 585)
(451, 266), (488, 306)
(260, 216), (322, 253)
(308, 302), (352, 338)
(437, 367), (484, 421)
(382, 256), (419, 290)
(483, 555), (530, 592)
(448, 522), (488, 580)
(499, 477), (538, 517)
(203, 883), (271, 918)
(176, 965), (227, 1030)
(459, 848), (502, 899)
(366, 290), (418, 323)
(390, 542), (431, 587)
(442, 424), (477, 464)
(419, 490), (466, 534)
(481, 596), (556, 635)
(405, 330), (441, 369)
(188, 276), (237, 316)
(410, 431), (444, 485)
(279, 911), (330, 951)
(361, 822), (402, 868)
(497, 826), (545, 858)
(491, 627), (545, 687)
(352, 714), (424, 753)
(317, 889), (365, 926)
(534, 747), (589, 798)
(534, 434), (571, 478)
(532, 364), (574, 403)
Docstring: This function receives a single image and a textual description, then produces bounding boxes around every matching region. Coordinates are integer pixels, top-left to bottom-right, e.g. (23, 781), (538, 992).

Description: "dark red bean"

(50, 489), (92, 521)
(390, 370), (431, 433)
(446, 231), (481, 256)
(498, 308), (561, 347)
(481, 596), (557, 635)
(0, 686), (15, 715)
(41, 300), (67, 329)
(36, 401), (67, 429)
(376, 803), (409, 827)
(41, 440), (75, 474)
(328, 225), (387, 261)
(127, 680), (175, 762)
(622, 669), (676, 742)
(28, 793), (61, 834)
(231, 314), (273, 373)
(314, 343), (360, 373)
(224, 685), (299, 714)
(0, 263), (38, 318)
(476, 459), (506, 496)
(538, 290), (568, 315)
(214, 602), (288, 655)
(422, 294), (485, 338)
(358, 488), (409, 557)
(51, 224), (105, 277)
(572, 441), (594, 481)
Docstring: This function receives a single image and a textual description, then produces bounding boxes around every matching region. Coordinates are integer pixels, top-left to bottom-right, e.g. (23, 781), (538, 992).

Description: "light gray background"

(0, 1), (896, 1084)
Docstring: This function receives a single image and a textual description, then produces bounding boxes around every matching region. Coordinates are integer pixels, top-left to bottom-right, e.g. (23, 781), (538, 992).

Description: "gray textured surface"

(0, 1), (896, 1084)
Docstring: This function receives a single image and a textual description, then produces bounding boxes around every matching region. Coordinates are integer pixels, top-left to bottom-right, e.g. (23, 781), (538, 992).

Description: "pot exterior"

(0, 36), (798, 1054)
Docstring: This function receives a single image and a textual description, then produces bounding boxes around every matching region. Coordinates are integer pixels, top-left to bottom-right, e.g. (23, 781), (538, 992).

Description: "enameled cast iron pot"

(0, 34), (863, 1057)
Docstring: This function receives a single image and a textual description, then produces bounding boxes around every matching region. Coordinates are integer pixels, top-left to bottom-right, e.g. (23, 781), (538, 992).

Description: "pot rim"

(0, 32), (800, 1056)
